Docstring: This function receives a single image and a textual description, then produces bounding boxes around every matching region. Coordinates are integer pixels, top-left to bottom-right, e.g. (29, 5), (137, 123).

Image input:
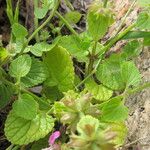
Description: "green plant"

(0, 0), (150, 149)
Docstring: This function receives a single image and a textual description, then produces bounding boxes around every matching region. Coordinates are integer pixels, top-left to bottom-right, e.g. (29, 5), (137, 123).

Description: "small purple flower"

(49, 131), (61, 145)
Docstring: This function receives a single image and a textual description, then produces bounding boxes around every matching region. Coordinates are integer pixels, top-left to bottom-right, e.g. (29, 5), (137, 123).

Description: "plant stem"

(127, 82), (150, 95)
(98, 23), (135, 57)
(21, 88), (50, 107)
(87, 41), (97, 74)
(114, 0), (137, 36)
(55, 11), (78, 36)
(19, 0), (60, 55)
(34, 0), (40, 42)
(103, 0), (108, 8)
(76, 58), (101, 89)
(64, 0), (74, 10)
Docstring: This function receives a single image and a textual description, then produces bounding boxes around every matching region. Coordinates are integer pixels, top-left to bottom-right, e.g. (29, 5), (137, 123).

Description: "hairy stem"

(87, 41), (97, 74)
(98, 23), (135, 57)
(34, 0), (40, 42)
(114, 0), (137, 36)
(127, 82), (150, 95)
(55, 11), (78, 36)
(19, 0), (60, 55)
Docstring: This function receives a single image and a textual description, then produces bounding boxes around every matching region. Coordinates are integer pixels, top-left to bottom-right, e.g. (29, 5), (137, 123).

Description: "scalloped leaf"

(9, 54), (32, 79)
(21, 58), (48, 87)
(96, 58), (141, 90)
(85, 79), (113, 101)
(5, 111), (54, 145)
(101, 97), (129, 122)
(12, 94), (39, 120)
(43, 46), (74, 92)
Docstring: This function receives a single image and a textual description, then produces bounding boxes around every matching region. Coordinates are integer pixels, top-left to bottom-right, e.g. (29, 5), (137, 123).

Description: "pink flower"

(49, 131), (61, 145)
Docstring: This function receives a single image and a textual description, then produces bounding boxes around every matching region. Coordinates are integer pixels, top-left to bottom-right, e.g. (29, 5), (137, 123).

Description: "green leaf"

(58, 35), (90, 62)
(121, 61), (141, 87)
(29, 42), (53, 57)
(0, 83), (13, 109)
(5, 111), (54, 145)
(12, 23), (28, 39)
(111, 123), (127, 146)
(77, 115), (99, 137)
(87, 4), (113, 41)
(43, 46), (74, 92)
(31, 136), (49, 150)
(0, 47), (9, 63)
(34, 0), (54, 19)
(21, 58), (48, 87)
(122, 40), (142, 59)
(144, 37), (150, 46)
(64, 11), (82, 24)
(101, 97), (129, 122)
(9, 54), (32, 79)
(12, 94), (38, 120)
(136, 12), (150, 30)
(96, 58), (141, 90)
(96, 58), (124, 90)
(122, 31), (150, 40)
(85, 79), (113, 101)
(42, 86), (63, 102)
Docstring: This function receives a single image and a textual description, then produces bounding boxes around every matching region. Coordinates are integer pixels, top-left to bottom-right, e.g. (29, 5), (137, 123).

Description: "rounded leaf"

(5, 111), (54, 145)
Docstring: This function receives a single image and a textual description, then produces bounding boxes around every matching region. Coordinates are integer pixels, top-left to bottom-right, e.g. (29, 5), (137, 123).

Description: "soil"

(0, 0), (150, 150)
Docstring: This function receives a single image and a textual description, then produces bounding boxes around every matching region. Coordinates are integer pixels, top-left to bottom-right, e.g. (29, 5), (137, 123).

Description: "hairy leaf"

(9, 54), (32, 79)
(101, 97), (129, 122)
(21, 58), (48, 87)
(5, 111), (54, 145)
(64, 11), (82, 24)
(96, 58), (141, 90)
(12, 94), (38, 120)
(85, 79), (113, 101)
(44, 46), (74, 92)
(122, 40), (141, 59)
(58, 35), (90, 61)
(12, 23), (28, 39)
(87, 3), (113, 41)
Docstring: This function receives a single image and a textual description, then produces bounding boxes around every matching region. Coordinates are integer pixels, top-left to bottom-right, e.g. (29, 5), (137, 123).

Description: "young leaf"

(87, 2), (114, 41)
(111, 123), (127, 146)
(85, 79), (113, 101)
(64, 11), (82, 24)
(58, 35), (90, 62)
(12, 94), (39, 120)
(9, 54), (32, 79)
(5, 111), (54, 145)
(21, 58), (48, 87)
(101, 97), (129, 122)
(12, 23), (28, 39)
(34, 0), (54, 19)
(26, 42), (53, 57)
(136, 12), (150, 30)
(43, 46), (74, 92)
(0, 47), (9, 64)
(77, 115), (99, 137)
